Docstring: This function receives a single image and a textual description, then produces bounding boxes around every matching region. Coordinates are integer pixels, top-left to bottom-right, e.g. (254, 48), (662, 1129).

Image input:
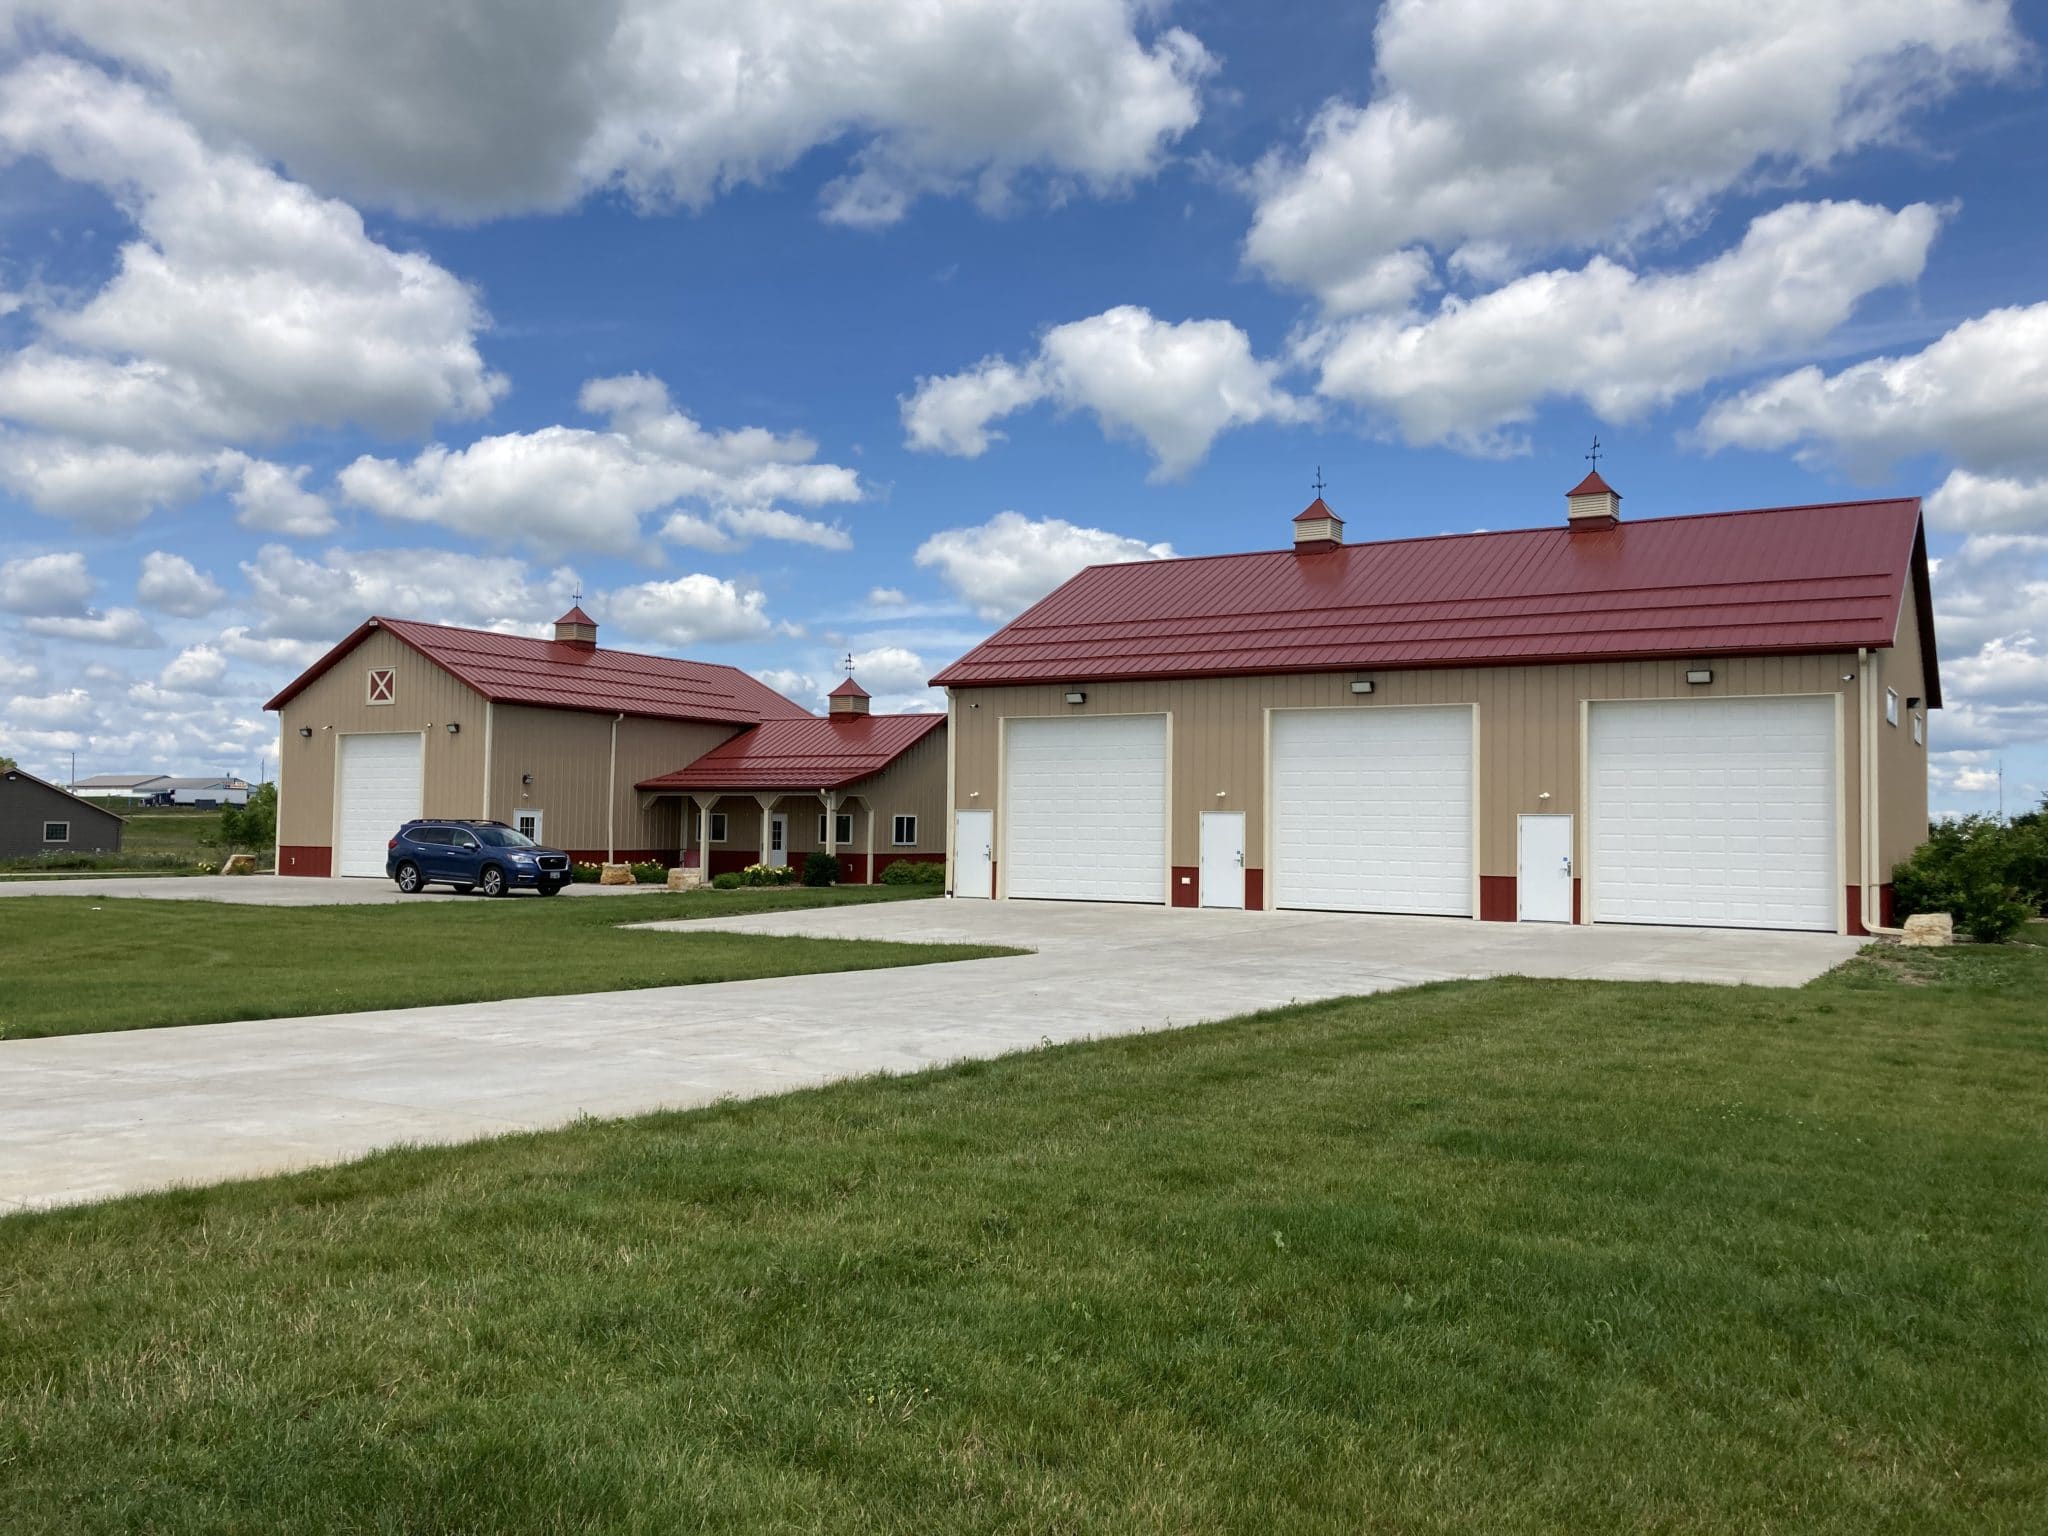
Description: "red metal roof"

(931, 498), (1939, 702)
(555, 604), (597, 627)
(265, 616), (813, 725)
(1567, 469), (1620, 499)
(638, 713), (945, 791)
(1293, 497), (1341, 523)
(828, 676), (871, 698)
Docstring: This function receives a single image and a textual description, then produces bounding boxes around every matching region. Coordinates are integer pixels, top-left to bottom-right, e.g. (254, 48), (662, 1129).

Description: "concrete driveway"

(0, 874), (666, 905)
(0, 900), (1859, 1212)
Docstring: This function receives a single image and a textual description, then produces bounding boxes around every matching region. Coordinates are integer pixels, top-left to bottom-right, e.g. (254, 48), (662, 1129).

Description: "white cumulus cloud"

(915, 510), (1174, 619)
(341, 373), (860, 559)
(0, 551), (95, 616)
(16, 0), (1213, 226)
(1245, 0), (2019, 311)
(1310, 201), (1941, 452)
(135, 551), (226, 617)
(240, 544), (580, 642)
(904, 306), (1313, 478)
(598, 574), (774, 647)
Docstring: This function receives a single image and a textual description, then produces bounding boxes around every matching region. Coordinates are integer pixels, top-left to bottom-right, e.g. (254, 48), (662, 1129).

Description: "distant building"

(73, 774), (251, 807)
(1, 768), (124, 858)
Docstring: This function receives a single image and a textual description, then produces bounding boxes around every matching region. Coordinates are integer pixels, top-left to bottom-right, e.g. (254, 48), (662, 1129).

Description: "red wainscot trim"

(1478, 875), (1516, 922)
(1843, 885), (1897, 937)
(990, 860), (998, 899)
(1879, 882), (1896, 929)
(707, 849), (762, 877)
(1245, 869), (1264, 911)
(1573, 878), (1583, 925)
(279, 845), (331, 877)
(1171, 865), (1199, 907)
(836, 853), (869, 883)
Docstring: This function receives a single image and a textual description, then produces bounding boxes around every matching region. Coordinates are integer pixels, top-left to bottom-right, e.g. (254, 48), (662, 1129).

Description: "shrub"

(802, 851), (840, 887)
(739, 862), (798, 887)
(880, 858), (946, 886)
(711, 872), (744, 890)
(569, 861), (603, 884)
(629, 861), (667, 884)
(1892, 815), (2036, 943)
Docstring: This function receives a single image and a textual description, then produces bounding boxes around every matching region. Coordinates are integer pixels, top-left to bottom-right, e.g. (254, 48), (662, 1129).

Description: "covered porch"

(649, 788), (892, 883)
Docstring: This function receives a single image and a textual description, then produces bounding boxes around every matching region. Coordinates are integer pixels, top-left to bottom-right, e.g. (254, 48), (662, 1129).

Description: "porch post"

(822, 788), (838, 871)
(754, 793), (778, 866)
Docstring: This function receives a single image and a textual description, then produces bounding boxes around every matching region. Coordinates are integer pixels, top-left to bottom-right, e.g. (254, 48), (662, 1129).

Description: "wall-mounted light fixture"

(445, 721), (460, 734)
(1064, 690), (1087, 705)
(297, 726), (313, 738)
(1907, 696), (1922, 710)
(1840, 672), (1857, 683)
(521, 772), (533, 786)
(1685, 668), (1714, 685)
(1350, 679), (1375, 694)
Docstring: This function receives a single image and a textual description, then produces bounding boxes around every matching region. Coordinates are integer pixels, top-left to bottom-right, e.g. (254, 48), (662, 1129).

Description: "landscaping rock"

(1898, 913), (1954, 947)
(219, 854), (256, 876)
(598, 863), (635, 886)
(665, 866), (703, 891)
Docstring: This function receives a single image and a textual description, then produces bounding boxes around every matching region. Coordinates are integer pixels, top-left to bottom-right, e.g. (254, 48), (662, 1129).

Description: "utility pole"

(69, 750), (76, 790)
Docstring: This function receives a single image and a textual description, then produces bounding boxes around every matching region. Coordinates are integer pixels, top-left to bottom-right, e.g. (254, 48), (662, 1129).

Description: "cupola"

(553, 605), (598, 648)
(1292, 497), (1344, 552)
(1566, 470), (1621, 531)
(828, 676), (871, 718)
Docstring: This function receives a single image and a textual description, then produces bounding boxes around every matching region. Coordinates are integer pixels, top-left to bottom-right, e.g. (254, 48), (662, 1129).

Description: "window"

(1913, 713), (1924, 746)
(1885, 687), (1899, 726)
(513, 810), (543, 842)
(411, 826), (451, 846)
(366, 667), (396, 705)
(42, 821), (69, 843)
(818, 812), (853, 844)
(891, 814), (917, 846)
(707, 812), (727, 842)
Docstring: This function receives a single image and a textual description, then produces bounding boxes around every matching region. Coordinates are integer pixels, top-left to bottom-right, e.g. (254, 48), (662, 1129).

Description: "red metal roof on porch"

(265, 616), (813, 725)
(931, 498), (1934, 696)
(639, 713), (945, 791)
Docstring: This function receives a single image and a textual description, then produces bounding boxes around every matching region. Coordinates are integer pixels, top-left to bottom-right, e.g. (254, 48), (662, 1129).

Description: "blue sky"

(0, 0), (2044, 817)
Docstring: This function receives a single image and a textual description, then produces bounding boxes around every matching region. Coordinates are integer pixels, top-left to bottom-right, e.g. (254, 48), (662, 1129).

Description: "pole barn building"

(933, 478), (1939, 936)
(266, 608), (947, 879)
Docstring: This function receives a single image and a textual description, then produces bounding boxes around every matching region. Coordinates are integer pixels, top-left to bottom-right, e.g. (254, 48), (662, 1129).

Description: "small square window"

(1885, 687), (1899, 726)
(708, 812), (727, 842)
(891, 814), (917, 846)
(366, 667), (396, 705)
(818, 813), (853, 844)
(43, 820), (69, 843)
(1912, 713), (1924, 746)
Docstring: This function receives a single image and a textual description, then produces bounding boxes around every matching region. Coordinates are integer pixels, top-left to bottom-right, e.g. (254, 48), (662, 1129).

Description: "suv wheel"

(479, 865), (507, 898)
(394, 861), (423, 894)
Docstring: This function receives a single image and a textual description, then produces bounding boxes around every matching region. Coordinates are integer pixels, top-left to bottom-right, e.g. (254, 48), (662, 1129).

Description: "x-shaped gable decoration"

(367, 668), (396, 704)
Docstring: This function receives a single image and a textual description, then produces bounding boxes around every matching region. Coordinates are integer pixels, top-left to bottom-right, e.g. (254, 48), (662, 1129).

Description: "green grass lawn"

(0, 887), (999, 1039)
(3, 937), (2042, 1532)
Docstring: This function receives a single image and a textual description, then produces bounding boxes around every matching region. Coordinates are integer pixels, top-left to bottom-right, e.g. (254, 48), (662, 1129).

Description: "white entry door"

(1270, 706), (1474, 915)
(766, 814), (789, 867)
(1003, 714), (1168, 903)
(1589, 696), (1836, 931)
(954, 809), (994, 898)
(1517, 814), (1573, 922)
(1200, 812), (1245, 909)
(513, 808), (543, 843)
(335, 732), (422, 877)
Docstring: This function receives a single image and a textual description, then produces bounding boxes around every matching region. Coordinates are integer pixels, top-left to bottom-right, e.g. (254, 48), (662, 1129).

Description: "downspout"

(480, 700), (495, 820)
(943, 686), (956, 896)
(607, 712), (623, 864)
(1858, 648), (1877, 935)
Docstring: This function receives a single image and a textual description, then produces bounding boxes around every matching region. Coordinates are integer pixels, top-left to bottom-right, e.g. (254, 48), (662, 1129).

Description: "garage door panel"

(1271, 707), (1473, 916)
(336, 732), (422, 878)
(1590, 697), (1834, 931)
(1005, 715), (1166, 903)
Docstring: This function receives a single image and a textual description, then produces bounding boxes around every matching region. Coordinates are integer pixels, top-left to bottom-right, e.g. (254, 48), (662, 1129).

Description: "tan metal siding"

(1877, 586), (1932, 880)
(275, 627), (487, 847)
(951, 656), (1869, 882)
(491, 705), (736, 854)
(663, 724), (948, 859)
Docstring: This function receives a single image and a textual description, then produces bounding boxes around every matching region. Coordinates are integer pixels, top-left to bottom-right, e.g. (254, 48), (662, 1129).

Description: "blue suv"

(386, 819), (573, 897)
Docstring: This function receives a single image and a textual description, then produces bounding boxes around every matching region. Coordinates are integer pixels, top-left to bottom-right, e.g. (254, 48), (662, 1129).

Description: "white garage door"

(1004, 714), (1166, 902)
(1271, 707), (1474, 916)
(1589, 696), (1836, 931)
(336, 732), (423, 877)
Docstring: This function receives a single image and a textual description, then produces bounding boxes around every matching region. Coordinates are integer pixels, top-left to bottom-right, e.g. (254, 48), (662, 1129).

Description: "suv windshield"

(475, 826), (538, 848)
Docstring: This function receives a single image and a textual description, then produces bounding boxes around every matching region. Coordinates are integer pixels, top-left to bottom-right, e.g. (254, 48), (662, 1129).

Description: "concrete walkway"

(0, 900), (1858, 1212)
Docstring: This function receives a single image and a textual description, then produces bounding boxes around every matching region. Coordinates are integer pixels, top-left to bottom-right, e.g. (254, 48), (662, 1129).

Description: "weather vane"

(844, 652), (855, 676)
(1586, 436), (1602, 470)
(1311, 465), (1327, 498)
